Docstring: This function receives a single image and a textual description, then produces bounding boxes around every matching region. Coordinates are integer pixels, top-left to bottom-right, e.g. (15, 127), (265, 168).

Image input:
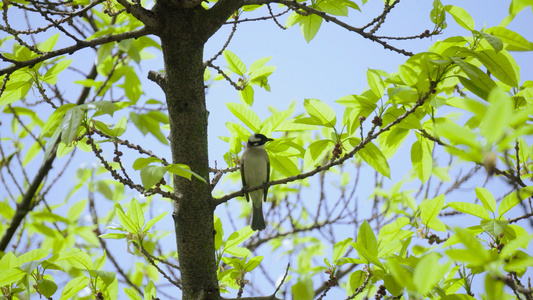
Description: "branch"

(0, 63), (98, 251)
(202, 0), (245, 40)
(214, 82), (436, 206)
(243, 0), (413, 56)
(0, 27), (151, 76)
(115, 0), (158, 28)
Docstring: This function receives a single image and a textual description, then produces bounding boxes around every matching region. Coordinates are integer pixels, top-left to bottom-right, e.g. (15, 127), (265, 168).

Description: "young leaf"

(223, 50), (247, 76)
(357, 221), (377, 256)
(59, 276), (89, 300)
(225, 226), (254, 253)
(357, 142), (391, 178)
(60, 106), (84, 145)
(411, 139), (433, 183)
(167, 163), (207, 183)
(367, 69), (385, 98)
(132, 157), (161, 170)
(299, 14), (323, 43)
(479, 87), (512, 144)
(114, 203), (137, 233)
(444, 5), (474, 30)
(128, 198), (145, 233)
(304, 139), (334, 169)
(43, 59), (73, 84)
(143, 211), (169, 233)
(140, 165), (166, 189)
(226, 102), (261, 133)
(332, 237), (353, 263)
(498, 186), (533, 217)
(419, 194), (446, 232)
(303, 98), (336, 128)
(447, 202), (490, 220)
(475, 187), (497, 213)
(413, 252), (450, 295)
(239, 85), (254, 106)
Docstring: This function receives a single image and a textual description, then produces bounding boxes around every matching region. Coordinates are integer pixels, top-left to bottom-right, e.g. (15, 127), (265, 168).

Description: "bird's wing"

(241, 158), (250, 202)
(264, 160), (270, 202)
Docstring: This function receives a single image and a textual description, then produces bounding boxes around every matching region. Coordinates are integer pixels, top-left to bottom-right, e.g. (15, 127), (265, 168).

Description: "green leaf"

(244, 256), (263, 271)
(440, 295), (476, 300)
(250, 65), (276, 88)
(451, 227), (490, 263)
(167, 163), (207, 183)
(475, 187), (497, 213)
(140, 165), (166, 189)
(114, 203), (137, 233)
(430, 0), (446, 25)
(132, 157), (161, 170)
(357, 142), (390, 178)
(347, 270), (365, 295)
(332, 238), (353, 263)
(60, 106), (84, 145)
(357, 221), (377, 256)
(111, 116), (128, 137)
(249, 56), (272, 73)
(123, 67), (142, 103)
(38, 33), (60, 52)
(22, 141), (42, 166)
(498, 186), (533, 217)
(79, 101), (115, 117)
(223, 50), (247, 76)
(99, 233), (128, 239)
(467, 49), (520, 87)
(411, 139), (432, 183)
(444, 5), (474, 30)
(67, 199), (87, 222)
(304, 139), (333, 169)
(450, 57), (496, 100)
(124, 287), (143, 300)
(0, 268), (26, 287)
(419, 194), (446, 232)
(239, 85), (254, 106)
(270, 154), (300, 177)
(64, 248), (93, 270)
(43, 59), (73, 84)
(37, 279), (58, 298)
(214, 215), (224, 250)
(479, 87), (513, 144)
(59, 276), (89, 300)
(225, 226), (254, 253)
(480, 219), (508, 237)
(226, 102), (261, 133)
(299, 14), (322, 43)
(485, 27), (533, 51)
(367, 69), (386, 98)
(143, 211), (168, 233)
(41, 103), (76, 136)
(479, 32), (503, 53)
(303, 98), (336, 127)
(447, 202), (490, 219)
(292, 276), (314, 300)
(285, 11), (302, 28)
(413, 252), (450, 294)
(144, 281), (157, 300)
(129, 198), (145, 233)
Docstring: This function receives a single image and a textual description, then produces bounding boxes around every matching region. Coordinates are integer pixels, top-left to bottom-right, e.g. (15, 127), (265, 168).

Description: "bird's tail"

(251, 203), (266, 231)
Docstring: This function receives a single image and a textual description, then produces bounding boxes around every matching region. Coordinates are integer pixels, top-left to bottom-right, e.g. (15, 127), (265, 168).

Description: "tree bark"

(156, 3), (219, 299)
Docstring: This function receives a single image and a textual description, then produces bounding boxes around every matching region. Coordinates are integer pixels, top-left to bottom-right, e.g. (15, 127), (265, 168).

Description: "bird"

(241, 133), (273, 231)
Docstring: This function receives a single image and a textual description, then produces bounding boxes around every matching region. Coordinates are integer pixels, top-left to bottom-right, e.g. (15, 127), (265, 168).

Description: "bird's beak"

(267, 138), (274, 142)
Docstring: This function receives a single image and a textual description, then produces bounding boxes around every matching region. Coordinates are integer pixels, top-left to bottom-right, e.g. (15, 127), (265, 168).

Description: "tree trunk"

(156, 3), (218, 299)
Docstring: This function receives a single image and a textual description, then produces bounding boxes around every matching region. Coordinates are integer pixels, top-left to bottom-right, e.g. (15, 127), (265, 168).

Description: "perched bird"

(241, 133), (273, 231)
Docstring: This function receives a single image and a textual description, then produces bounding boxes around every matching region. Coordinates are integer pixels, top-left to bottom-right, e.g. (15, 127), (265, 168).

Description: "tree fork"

(156, 3), (219, 299)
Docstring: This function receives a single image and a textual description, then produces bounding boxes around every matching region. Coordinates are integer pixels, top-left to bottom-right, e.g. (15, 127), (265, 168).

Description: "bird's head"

(247, 133), (274, 147)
